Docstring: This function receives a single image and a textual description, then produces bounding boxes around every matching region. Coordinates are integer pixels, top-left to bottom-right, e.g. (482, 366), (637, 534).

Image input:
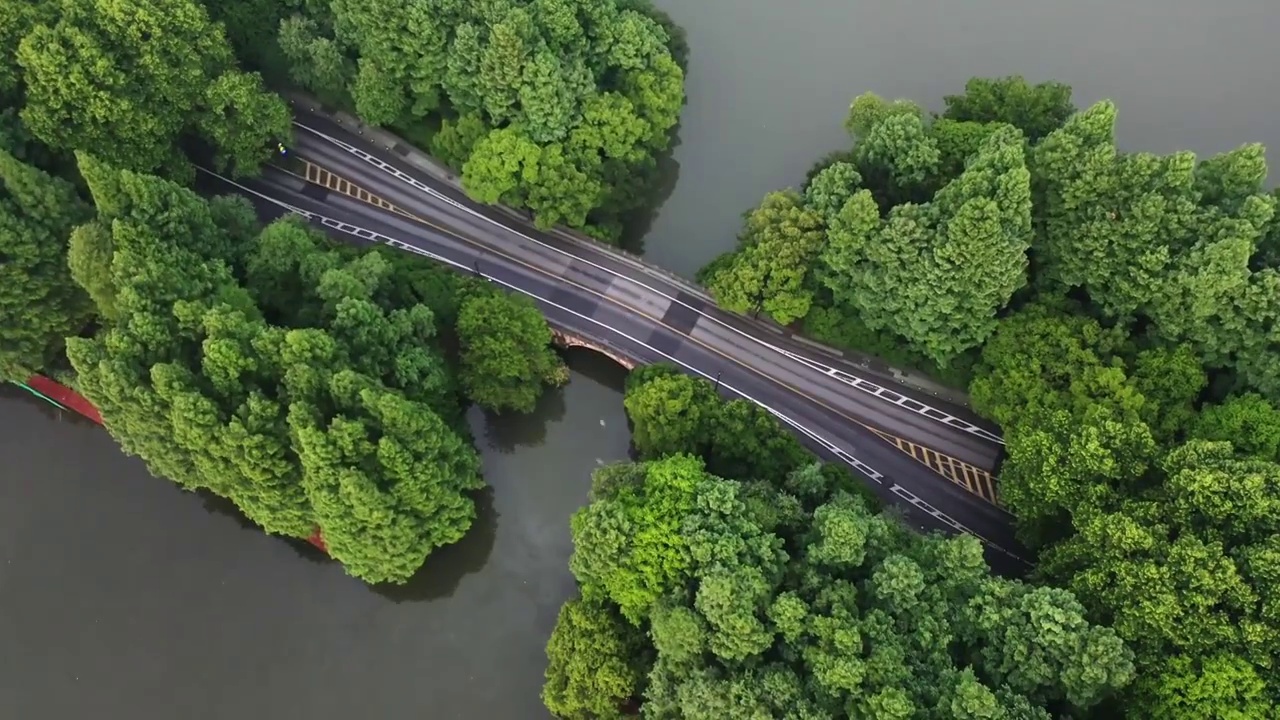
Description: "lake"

(6, 1), (1280, 716)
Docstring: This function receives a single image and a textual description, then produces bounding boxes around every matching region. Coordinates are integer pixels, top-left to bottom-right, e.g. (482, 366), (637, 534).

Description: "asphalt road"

(199, 117), (1030, 574)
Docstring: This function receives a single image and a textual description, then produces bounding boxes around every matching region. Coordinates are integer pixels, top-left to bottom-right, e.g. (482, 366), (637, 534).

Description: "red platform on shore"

(25, 375), (103, 425)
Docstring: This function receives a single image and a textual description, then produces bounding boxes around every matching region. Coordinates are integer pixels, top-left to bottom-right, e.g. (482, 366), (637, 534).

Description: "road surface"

(199, 114), (1030, 573)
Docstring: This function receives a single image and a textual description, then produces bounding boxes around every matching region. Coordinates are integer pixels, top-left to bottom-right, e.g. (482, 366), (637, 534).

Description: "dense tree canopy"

(7, 0), (289, 178)
(942, 75), (1075, 142)
(821, 124), (1033, 364)
(456, 291), (568, 413)
(695, 76), (1280, 718)
(547, 366), (1133, 718)
(209, 0), (685, 240)
(1031, 101), (1279, 397)
(0, 149), (92, 380)
(704, 190), (825, 324)
(973, 301), (1280, 716)
(59, 156), (568, 584)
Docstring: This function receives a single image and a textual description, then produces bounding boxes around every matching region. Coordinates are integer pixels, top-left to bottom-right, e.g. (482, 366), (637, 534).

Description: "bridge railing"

(284, 92), (716, 304)
(283, 91), (974, 410)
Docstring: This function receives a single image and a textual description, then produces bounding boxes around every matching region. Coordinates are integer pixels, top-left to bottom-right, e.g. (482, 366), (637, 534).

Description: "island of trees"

(692, 75), (1280, 718)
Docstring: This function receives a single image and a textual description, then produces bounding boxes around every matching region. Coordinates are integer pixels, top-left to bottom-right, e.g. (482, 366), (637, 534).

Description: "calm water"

(7, 3), (1280, 717)
(0, 351), (632, 719)
(644, 0), (1280, 276)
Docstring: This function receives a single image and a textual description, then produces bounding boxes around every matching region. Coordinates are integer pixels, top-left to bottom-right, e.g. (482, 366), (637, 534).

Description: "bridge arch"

(548, 328), (638, 370)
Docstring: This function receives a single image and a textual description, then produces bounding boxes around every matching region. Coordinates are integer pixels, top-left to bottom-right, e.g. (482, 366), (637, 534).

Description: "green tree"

(277, 14), (352, 105)
(66, 157), (483, 585)
(968, 302), (1139, 429)
(273, 0), (686, 239)
(477, 6), (533, 124)
(931, 118), (1011, 180)
(461, 126), (541, 206)
(455, 291), (567, 413)
(66, 220), (117, 320)
(290, 381), (483, 584)
(332, 0), (448, 126)
(431, 113), (491, 169)
(856, 111), (941, 189)
(569, 455), (702, 623)
(844, 91), (924, 141)
(943, 75), (1075, 141)
(0, 149), (92, 379)
(803, 160), (862, 223)
(623, 367), (810, 484)
(16, 0), (235, 172)
(1192, 393), (1280, 461)
(518, 47), (581, 143)
(823, 127), (1033, 364)
(1032, 102), (1278, 396)
(199, 71), (292, 177)
(543, 597), (647, 720)
(706, 190), (825, 324)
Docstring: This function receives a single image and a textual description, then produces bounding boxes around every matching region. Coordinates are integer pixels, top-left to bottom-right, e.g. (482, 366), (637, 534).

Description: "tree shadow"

(196, 489), (335, 566)
(618, 122), (684, 255)
(561, 347), (629, 389)
(477, 380), (568, 454)
(370, 485), (499, 603)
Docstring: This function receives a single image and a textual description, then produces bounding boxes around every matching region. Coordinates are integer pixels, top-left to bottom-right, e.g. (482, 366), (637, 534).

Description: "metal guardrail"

(284, 110), (1003, 506)
(283, 91), (976, 409)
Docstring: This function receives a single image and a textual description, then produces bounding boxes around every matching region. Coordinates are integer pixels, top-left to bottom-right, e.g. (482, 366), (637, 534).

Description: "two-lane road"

(198, 115), (1030, 573)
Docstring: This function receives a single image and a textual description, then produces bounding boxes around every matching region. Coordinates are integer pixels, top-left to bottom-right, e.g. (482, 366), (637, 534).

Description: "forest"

(1, 0), (685, 238)
(3, 0), (1280, 716)
(695, 76), (1280, 718)
(207, 0), (687, 239)
(0, 0), (635, 583)
(543, 366), (1134, 719)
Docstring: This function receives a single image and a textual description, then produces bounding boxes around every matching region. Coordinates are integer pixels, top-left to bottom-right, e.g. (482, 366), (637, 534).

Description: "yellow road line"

(292, 158), (1003, 506)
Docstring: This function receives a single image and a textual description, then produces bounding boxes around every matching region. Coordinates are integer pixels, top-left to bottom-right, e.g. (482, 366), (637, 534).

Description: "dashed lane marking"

(201, 165), (1028, 566)
(291, 118), (1007, 448)
(289, 159), (1005, 508)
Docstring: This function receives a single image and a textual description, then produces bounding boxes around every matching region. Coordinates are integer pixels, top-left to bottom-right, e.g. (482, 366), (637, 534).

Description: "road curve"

(196, 120), (1030, 574)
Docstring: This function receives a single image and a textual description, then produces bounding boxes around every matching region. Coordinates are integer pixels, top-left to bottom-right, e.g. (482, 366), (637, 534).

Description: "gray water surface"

(645, 0), (1280, 275)
(6, 3), (1280, 716)
(0, 351), (631, 720)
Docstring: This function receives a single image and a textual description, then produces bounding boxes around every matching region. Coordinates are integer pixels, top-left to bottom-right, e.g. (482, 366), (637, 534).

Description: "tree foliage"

(705, 190), (825, 324)
(821, 126), (1033, 364)
(256, 0), (685, 240)
(942, 75), (1075, 142)
(0, 149), (92, 379)
(12, 0), (288, 177)
(696, 77), (1280, 718)
(543, 596), (648, 719)
(974, 307), (1280, 715)
(64, 157), (485, 584)
(1031, 102), (1278, 396)
(550, 388), (1132, 717)
(456, 291), (567, 413)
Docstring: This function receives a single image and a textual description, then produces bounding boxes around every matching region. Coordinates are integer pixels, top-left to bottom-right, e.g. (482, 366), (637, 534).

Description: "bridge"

(200, 101), (1027, 572)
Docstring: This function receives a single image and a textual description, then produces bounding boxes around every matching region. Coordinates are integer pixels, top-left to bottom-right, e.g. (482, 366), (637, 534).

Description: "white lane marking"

(291, 119), (1005, 447)
(202, 167), (1021, 562)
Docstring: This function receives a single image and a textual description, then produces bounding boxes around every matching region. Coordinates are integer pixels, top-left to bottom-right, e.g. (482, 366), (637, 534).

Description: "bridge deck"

(291, 157), (1002, 507)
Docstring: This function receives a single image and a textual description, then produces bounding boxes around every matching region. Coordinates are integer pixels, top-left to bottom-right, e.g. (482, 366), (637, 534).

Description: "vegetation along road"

(6, 0), (1280, 717)
(211, 107), (1025, 568)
